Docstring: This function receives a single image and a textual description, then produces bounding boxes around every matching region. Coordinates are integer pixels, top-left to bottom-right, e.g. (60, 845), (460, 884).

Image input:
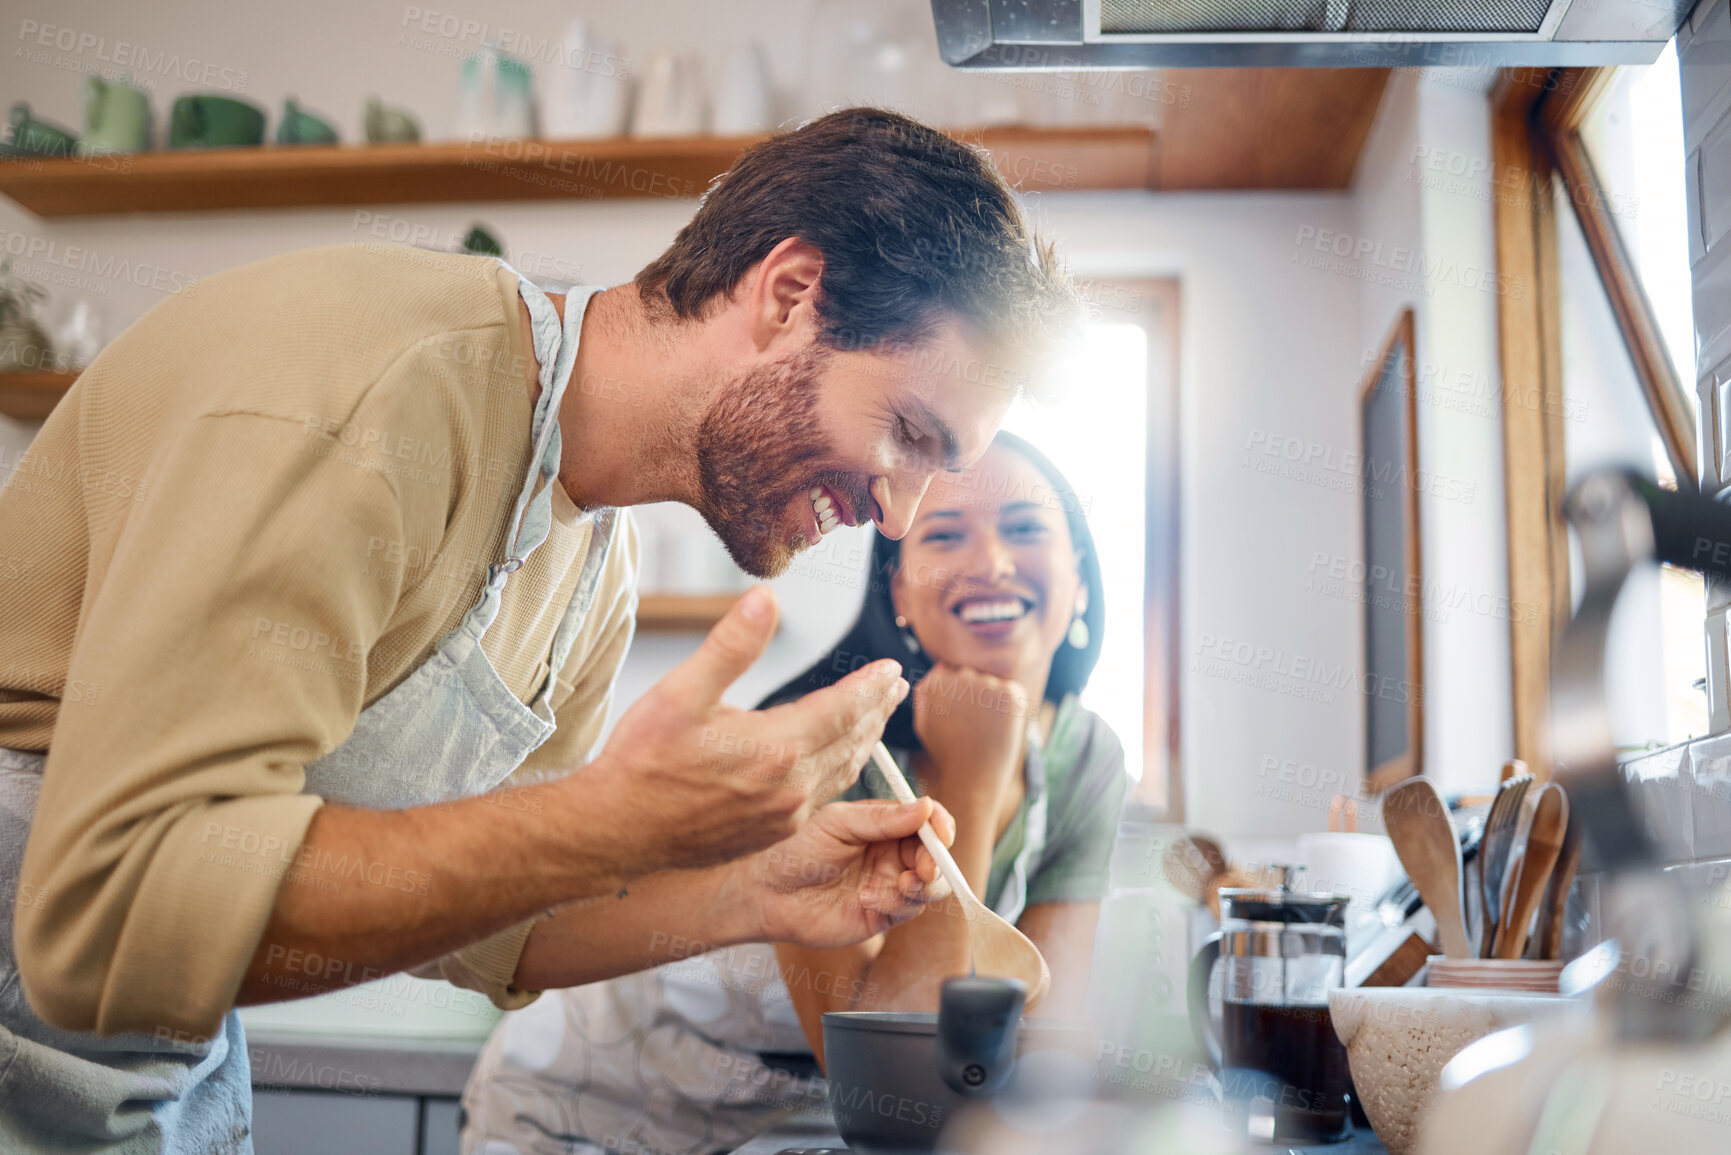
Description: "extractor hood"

(930, 0), (1695, 68)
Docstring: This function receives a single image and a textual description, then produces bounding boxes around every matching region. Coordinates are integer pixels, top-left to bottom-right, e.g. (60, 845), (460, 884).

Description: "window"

(1556, 46), (1707, 747)
(999, 279), (1181, 815)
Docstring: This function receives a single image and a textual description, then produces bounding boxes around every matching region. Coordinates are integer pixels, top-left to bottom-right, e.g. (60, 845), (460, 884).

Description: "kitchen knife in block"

(868, 743), (1050, 1007)
(1347, 927), (1436, 988)
(1492, 783), (1568, 959)
(1382, 778), (1474, 959)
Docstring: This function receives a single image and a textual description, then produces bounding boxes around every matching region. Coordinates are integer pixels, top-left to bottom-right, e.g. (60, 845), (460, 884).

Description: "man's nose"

(870, 472), (933, 541)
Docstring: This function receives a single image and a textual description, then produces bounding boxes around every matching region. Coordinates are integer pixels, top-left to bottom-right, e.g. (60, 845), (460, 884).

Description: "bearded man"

(0, 108), (1077, 1150)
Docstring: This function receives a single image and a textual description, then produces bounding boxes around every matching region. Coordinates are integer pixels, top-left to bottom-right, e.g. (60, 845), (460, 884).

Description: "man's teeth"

(809, 486), (840, 536)
(958, 600), (1027, 623)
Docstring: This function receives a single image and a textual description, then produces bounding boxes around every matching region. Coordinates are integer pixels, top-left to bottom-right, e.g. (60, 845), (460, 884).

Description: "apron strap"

(533, 506), (619, 713)
(461, 272), (601, 638)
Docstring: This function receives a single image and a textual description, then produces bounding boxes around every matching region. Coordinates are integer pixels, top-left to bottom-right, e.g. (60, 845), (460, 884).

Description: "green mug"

(168, 93), (267, 149)
(84, 76), (153, 153)
(3, 102), (77, 157)
(364, 96), (420, 144)
(277, 97), (338, 146)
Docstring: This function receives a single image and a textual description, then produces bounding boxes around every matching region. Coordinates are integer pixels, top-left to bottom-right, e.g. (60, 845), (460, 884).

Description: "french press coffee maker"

(1187, 869), (1352, 1144)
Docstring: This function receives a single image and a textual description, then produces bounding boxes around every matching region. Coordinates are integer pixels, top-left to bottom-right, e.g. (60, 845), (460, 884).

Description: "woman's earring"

(895, 615), (921, 654)
(1067, 613), (1090, 650)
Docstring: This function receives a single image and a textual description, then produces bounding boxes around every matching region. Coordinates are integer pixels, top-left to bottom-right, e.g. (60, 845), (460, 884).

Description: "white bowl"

(1329, 986), (1571, 1154)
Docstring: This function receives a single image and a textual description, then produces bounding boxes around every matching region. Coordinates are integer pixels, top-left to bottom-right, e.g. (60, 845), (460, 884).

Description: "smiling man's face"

(693, 316), (1017, 578)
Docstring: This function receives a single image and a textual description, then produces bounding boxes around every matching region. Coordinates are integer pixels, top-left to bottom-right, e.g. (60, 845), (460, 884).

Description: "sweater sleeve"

(407, 514), (639, 1006)
(14, 411), (409, 1039)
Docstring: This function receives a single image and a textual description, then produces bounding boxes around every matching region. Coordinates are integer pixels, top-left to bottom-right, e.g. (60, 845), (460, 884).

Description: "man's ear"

(748, 237), (824, 353)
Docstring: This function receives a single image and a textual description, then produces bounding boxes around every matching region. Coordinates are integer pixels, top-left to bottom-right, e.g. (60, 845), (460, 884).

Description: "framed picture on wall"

(1361, 310), (1423, 791)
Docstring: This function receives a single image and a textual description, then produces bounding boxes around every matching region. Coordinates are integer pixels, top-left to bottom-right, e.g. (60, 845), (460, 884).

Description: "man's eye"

(897, 417), (918, 446)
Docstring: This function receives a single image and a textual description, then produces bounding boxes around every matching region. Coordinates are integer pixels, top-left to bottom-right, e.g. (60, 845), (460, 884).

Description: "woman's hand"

(911, 663), (1032, 809)
(735, 798), (957, 950)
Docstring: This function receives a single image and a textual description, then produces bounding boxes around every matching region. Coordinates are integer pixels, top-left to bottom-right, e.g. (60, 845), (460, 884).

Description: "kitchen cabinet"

(251, 1091), (463, 1155)
(252, 1089), (421, 1155)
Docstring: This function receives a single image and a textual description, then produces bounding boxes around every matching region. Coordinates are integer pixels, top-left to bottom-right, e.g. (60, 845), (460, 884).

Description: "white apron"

(0, 270), (610, 1152)
(460, 735), (1053, 1155)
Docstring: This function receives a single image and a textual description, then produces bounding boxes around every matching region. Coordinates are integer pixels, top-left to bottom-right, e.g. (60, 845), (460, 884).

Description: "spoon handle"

(870, 742), (980, 908)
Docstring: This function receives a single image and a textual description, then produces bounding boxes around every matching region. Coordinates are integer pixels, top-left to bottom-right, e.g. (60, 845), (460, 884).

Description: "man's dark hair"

(634, 107), (1078, 362)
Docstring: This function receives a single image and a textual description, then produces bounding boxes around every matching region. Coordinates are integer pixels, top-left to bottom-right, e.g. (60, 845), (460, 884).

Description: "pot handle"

(936, 975), (1025, 1098)
(1187, 931), (1224, 1071)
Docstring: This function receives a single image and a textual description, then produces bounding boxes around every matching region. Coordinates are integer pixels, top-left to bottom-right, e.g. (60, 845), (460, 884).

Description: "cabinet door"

(420, 1097), (463, 1155)
(251, 1089), (417, 1155)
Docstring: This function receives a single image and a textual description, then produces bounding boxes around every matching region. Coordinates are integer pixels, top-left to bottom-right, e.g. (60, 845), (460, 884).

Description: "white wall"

(1350, 71), (1515, 801)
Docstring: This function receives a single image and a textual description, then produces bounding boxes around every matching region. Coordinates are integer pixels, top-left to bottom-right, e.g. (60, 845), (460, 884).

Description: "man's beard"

(694, 344), (867, 578)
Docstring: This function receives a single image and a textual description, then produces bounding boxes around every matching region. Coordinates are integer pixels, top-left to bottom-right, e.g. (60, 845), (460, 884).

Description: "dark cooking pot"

(821, 977), (1088, 1153)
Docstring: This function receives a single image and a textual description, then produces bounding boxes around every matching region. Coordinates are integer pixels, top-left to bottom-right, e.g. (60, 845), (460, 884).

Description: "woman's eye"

(1004, 520), (1048, 539)
(920, 529), (961, 545)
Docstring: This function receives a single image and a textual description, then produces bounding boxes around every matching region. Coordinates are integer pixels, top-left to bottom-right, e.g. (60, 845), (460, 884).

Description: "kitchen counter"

(727, 1109), (1389, 1153)
(239, 978), (500, 1155)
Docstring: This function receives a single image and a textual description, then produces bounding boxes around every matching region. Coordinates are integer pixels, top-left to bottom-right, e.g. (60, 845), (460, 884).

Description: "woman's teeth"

(809, 487), (840, 536)
(958, 600), (1027, 623)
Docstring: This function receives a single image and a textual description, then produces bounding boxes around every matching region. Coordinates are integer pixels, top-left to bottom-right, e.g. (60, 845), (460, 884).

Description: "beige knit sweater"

(0, 244), (638, 1038)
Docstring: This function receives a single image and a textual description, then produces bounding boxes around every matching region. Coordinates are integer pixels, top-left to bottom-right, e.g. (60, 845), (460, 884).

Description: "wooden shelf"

(0, 127), (1157, 217)
(635, 592), (750, 633)
(0, 370), (78, 420)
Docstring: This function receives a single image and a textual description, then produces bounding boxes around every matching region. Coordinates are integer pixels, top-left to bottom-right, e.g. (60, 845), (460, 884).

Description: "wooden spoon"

(1536, 809), (1582, 960)
(1162, 835), (1227, 902)
(1492, 783), (1568, 959)
(1382, 777), (1473, 959)
(869, 743), (1051, 1007)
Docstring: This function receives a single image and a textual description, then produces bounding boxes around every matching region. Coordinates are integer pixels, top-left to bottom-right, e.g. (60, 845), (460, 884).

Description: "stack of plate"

(1424, 955), (1564, 993)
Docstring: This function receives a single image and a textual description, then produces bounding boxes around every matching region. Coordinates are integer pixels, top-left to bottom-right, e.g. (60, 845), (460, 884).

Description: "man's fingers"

(925, 800), (956, 846)
(659, 585), (779, 705)
(769, 660), (904, 750)
(817, 797), (934, 847)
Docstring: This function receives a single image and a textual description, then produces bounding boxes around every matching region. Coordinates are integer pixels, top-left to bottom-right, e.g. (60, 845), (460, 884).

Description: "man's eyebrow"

(912, 403), (962, 469)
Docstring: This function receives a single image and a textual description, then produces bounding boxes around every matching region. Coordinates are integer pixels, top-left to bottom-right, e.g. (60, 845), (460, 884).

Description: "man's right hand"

(583, 585), (908, 875)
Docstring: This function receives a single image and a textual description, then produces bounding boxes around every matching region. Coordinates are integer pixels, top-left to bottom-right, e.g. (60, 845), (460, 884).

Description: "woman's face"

(891, 445), (1086, 685)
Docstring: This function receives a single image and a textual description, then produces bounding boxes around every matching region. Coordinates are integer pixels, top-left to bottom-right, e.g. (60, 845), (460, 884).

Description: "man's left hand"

(731, 798), (957, 950)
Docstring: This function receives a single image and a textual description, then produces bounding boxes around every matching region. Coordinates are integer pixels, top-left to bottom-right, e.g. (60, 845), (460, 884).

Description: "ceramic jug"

(538, 20), (630, 138)
(456, 46), (535, 141)
(631, 52), (706, 138)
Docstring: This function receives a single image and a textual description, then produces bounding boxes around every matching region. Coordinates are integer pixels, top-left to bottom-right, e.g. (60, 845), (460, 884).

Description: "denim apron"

(0, 271), (612, 1152)
(459, 732), (1052, 1155)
